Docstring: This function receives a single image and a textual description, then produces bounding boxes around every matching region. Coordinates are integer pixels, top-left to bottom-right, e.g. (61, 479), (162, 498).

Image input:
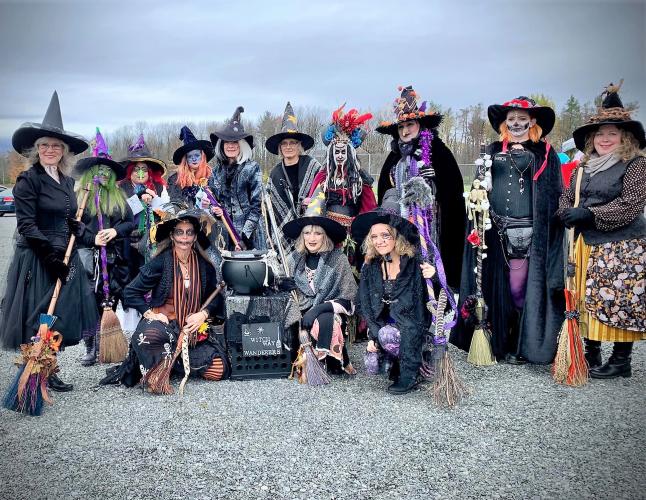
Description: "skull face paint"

(505, 110), (536, 140)
(333, 140), (348, 168)
(186, 149), (202, 169)
(132, 162), (149, 184)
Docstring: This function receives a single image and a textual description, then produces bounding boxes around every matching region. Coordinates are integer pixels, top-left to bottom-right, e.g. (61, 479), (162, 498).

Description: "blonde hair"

(362, 225), (416, 263)
(499, 122), (543, 143)
(294, 224), (334, 254)
(25, 136), (76, 175)
(582, 127), (646, 163)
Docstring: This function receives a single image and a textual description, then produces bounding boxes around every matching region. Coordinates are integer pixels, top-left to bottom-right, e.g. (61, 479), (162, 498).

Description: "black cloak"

(450, 140), (565, 363)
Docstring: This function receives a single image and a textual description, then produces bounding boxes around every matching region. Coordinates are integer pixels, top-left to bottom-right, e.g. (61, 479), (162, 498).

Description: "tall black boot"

(584, 338), (602, 368)
(590, 342), (633, 379)
(48, 373), (73, 392)
(80, 335), (97, 367)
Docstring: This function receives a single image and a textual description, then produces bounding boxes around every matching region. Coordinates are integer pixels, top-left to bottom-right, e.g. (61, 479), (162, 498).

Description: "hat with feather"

(322, 104), (372, 148)
(376, 85), (442, 138)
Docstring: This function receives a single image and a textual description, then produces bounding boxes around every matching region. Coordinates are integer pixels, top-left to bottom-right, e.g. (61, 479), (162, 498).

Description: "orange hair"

(177, 151), (212, 189)
(499, 122), (543, 143)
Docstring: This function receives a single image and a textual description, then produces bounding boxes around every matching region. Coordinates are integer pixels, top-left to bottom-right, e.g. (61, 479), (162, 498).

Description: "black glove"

(276, 277), (297, 292)
(560, 207), (594, 229)
(301, 302), (334, 330)
(67, 217), (85, 237)
(43, 252), (70, 282)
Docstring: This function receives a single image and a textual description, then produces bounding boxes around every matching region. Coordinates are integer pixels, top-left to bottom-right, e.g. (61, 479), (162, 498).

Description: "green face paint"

(133, 164), (148, 183)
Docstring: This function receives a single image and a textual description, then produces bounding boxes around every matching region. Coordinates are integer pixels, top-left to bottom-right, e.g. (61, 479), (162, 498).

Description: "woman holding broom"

(0, 91), (99, 392)
(100, 204), (230, 391)
(353, 191), (437, 395)
(71, 128), (134, 367)
(558, 82), (646, 379)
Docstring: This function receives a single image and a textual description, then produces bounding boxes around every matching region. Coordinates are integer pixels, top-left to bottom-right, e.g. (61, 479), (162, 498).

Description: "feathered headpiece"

(322, 104), (372, 148)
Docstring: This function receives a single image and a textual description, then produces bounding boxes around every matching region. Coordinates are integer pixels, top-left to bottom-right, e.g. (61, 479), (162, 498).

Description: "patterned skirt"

(574, 235), (646, 341)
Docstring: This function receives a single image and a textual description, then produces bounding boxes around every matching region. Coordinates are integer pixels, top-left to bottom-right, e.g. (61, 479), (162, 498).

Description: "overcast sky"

(0, 0), (644, 143)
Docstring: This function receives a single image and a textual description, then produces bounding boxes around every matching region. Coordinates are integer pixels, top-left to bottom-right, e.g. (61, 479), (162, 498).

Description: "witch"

(352, 193), (437, 394)
(558, 83), (645, 378)
(167, 126), (214, 210)
(451, 96), (564, 364)
(282, 192), (358, 375)
(265, 102), (322, 256)
(209, 106), (266, 250)
(119, 134), (169, 275)
(0, 91), (99, 391)
(71, 128), (135, 366)
(376, 85), (466, 290)
(100, 205), (229, 391)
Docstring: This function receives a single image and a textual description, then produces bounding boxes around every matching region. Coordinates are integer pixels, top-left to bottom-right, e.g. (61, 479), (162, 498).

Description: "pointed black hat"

(12, 91), (88, 156)
(265, 102), (315, 155)
(210, 106), (254, 148)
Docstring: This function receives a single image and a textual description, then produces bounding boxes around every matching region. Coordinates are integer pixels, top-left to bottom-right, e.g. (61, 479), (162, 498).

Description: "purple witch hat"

(73, 127), (126, 180)
(120, 133), (167, 175)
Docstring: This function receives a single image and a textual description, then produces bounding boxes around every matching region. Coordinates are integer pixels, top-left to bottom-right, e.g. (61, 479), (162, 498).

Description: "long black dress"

(0, 163), (99, 349)
(451, 140), (565, 363)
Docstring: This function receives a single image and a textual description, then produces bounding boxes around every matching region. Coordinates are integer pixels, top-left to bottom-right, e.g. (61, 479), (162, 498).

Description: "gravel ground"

(0, 215), (644, 500)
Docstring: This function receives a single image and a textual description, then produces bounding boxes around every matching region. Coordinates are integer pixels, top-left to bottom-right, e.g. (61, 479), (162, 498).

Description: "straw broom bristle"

(432, 350), (468, 407)
(98, 308), (128, 364)
(289, 330), (330, 386)
(467, 327), (497, 366)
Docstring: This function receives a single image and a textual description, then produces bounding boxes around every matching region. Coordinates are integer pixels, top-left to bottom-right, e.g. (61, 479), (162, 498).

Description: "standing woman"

(352, 195), (437, 394)
(100, 206), (229, 391)
(209, 106), (265, 250)
(0, 91), (99, 391)
(282, 196), (358, 374)
(72, 129), (135, 366)
(558, 83), (646, 379)
(265, 102), (322, 254)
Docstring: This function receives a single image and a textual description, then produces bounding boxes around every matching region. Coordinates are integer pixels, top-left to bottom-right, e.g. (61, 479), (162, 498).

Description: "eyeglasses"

(38, 143), (63, 151)
(281, 141), (300, 148)
(370, 232), (394, 242)
(173, 228), (196, 237)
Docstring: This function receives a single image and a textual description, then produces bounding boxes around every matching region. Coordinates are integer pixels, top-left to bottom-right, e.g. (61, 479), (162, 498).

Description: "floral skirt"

(575, 236), (646, 341)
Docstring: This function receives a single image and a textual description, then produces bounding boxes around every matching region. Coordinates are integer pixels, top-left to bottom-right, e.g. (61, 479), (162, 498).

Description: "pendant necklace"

(178, 259), (190, 289)
(508, 152), (532, 194)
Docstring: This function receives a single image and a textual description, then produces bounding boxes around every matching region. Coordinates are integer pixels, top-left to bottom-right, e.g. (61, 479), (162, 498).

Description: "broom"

(2, 182), (92, 415)
(92, 176), (128, 364)
(552, 167), (588, 386)
(263, 187), (330, 386)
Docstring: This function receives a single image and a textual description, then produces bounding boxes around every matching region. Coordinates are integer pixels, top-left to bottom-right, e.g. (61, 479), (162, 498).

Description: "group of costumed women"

(1, 81), (643, 404)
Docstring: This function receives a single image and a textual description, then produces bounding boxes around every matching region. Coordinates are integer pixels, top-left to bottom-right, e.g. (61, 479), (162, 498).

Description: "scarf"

(173, 249), (201, 329)
(584, 151), (621, 177)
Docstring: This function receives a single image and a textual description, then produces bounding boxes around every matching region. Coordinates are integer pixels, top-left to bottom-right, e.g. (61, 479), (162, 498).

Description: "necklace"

(178, 259), (190, 289)
(508, 150), (533, 194)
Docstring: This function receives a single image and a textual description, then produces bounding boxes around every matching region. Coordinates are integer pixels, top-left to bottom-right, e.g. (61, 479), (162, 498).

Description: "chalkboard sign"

(241, 322), (282, 357)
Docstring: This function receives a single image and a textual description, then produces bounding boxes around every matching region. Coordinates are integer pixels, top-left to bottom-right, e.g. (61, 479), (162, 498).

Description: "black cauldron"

(221, 251), (274, 295)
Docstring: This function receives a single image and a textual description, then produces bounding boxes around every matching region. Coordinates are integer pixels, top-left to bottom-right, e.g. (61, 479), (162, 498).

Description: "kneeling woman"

(282, 201), (358, 374)
(101, 206), (229, 392)
(352, 197), (436, 394)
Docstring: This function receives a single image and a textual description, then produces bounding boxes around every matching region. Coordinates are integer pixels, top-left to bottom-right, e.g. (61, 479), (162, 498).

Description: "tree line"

(0, 93), (634, 186)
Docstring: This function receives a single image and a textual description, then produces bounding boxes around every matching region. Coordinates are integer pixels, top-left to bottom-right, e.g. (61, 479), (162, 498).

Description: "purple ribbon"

(93, 177), (111, 299)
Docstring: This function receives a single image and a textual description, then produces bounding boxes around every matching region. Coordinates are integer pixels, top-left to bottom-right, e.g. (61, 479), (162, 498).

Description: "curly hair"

(582, 126), (645, 163)
(361, 225), (416, 263)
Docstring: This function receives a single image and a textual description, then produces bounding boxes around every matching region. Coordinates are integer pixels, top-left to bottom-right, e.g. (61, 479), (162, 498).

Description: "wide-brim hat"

(12, 91), (88, 156)
(376, 85), (443, 138)
(172, 125), (215, 165)
(121, 133), (167, 175)
(152, 204), (216, 249)
(210, 106), (254, 149)
(282, 187), (346, 244)
(487, 97), (555, 138)
(265, 132), (314, 155)
(573, 120), (646, 151)
(351, 189), (419, 247)
(73, 157), (126, 181)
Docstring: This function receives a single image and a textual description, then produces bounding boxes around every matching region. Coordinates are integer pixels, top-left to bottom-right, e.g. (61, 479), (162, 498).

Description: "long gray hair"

(23, 136), (76, 175)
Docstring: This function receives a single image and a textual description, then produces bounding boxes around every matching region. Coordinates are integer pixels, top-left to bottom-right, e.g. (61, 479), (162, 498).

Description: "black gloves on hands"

(67, 217), (85, 237)
(28, 238), (70, 282)
(276, 277), (297, 292)
(560, 207), (594, 229)
(301, 302), (334, 330)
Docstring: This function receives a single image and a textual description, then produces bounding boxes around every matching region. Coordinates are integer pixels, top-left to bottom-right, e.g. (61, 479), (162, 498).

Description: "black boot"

(388, 359), (400, 383)
(48, 373), (73, 392)
(387, 375), (420, 395)
(80, 335), (97, 367)
(590, 342), (633, 379)
(584, 339), (602, 369)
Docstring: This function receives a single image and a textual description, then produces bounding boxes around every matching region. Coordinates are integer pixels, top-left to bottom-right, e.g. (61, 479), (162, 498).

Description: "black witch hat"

(282, 188), (346, 244)
(265, 102), (315, 155)
(572, 81), (645, 150)
(376, 85), (443, 138)
(151, 202), (216, 249)
(172, 126), (215, 165)
(210, 106), (254, 148)
(12, 91), (88, 156)
(120, 134), (167, 175)
(487, 96), (555, 138)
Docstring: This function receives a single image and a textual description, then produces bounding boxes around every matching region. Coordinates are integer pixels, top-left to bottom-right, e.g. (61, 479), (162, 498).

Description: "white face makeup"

(333, 140), (348, 168)
(505, 110), (536, 140)
(186, 149), (202, 168)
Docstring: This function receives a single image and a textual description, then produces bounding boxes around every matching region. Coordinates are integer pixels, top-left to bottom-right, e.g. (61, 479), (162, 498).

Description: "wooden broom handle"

(568, 167), (585, 258)
(46, 182), (92, 316)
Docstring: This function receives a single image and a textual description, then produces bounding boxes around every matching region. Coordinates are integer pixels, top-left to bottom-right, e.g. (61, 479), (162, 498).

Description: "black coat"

(356, 254), (430, 382)
(377, 134), (466, 290)
(123, 248), (223, 319)
(451, 140), (565, 363)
